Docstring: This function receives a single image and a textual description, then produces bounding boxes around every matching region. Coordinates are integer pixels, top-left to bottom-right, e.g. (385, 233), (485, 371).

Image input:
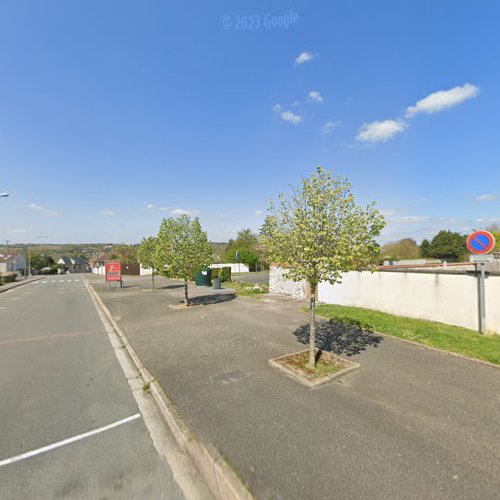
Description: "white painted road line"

(0, 413), (141, 469)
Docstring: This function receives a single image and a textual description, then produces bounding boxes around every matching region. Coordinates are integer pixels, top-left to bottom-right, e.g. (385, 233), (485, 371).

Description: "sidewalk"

(89, 274), (500, 499)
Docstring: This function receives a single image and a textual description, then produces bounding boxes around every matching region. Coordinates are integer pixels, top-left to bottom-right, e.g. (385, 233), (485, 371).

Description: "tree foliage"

(262, 167), (385, 368)
(137, 236), (158, 289)
(155, 215), (212, 305)
(224, 228), (263, 270)
(381, 238), (420, 260)
(420, 239), (432, 258)
(110, 244), (138, 264)
(427, 230), (466, 261)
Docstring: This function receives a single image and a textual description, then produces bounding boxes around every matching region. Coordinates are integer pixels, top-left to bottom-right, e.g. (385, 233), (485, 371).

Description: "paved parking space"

(90, 274), (500, 500)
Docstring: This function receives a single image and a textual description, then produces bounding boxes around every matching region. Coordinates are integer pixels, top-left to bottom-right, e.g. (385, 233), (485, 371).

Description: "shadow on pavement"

(159, 284), (184, 290)
(293, 319), (383, 356)
(189, 293), (237, 306)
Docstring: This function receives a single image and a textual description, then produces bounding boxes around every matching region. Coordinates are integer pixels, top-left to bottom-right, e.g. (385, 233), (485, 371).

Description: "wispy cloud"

(391, 216), (429, 224)
(29, 203), (61, 217)
(280, 110), (303, 125)
(307, 91), (323, 103)
(101, 209), (116, 217)
(475, 193), (498, 202)
(170, 208), (199, 216)
(405, 83), (479, 117)
(357, 119), (407, 143)
(320, 121), (340, 135)
(11, 228), (26, 233)
(254, 210), (263, 216)
(294, 51), (316, 65)
(273, 104), (303, 124)
(146, 203), (155, 209)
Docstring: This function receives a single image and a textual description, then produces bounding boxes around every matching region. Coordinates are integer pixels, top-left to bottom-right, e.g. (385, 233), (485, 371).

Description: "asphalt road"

(231, 271), (269, 285)
(0, 275), (206, 499)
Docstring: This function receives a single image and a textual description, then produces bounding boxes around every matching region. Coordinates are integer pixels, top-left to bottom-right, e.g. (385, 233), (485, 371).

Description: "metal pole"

(480, 263), (486, 334)
(477, 263), (486, 334)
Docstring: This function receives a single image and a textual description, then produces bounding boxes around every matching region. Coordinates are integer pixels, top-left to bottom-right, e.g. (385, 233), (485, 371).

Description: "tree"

(30, 253), (54, 271)
(428, 230), (466, 261)
(155, 215), (212, 306)
(110, 244), (138, 264)
(262, 167), (385, 368)
(137, 236), (158, 289)
(381, 238), (420, 260)
(224, 228), (262, 270)
(420, 239), (432, 258)
(224, 248), (259, 270)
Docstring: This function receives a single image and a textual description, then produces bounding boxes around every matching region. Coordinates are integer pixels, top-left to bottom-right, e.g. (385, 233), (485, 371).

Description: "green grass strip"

(302, 304), (500, 365)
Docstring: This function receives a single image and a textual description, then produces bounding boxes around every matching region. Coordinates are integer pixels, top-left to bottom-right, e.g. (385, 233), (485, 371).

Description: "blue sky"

(1, 0), (499, 244)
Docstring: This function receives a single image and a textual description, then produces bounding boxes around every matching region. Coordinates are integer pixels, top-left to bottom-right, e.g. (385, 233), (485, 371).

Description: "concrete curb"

(0, 277), (42, 294)
(84, 279), (254, 500)
(306, 310), (500, 371)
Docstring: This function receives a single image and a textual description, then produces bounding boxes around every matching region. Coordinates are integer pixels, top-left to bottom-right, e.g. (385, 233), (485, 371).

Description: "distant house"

(89, 253), (113, 274)
(0, 252), (26, 274)
(57, 256), (88, 274)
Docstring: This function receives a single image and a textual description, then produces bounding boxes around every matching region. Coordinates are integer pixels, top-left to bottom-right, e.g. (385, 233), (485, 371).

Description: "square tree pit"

(269, 349), (360, 388)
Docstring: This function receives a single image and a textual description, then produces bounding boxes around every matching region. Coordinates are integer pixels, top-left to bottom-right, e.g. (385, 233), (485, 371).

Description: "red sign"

(105, 261), (122, 282)
(466, 231), (496, 255)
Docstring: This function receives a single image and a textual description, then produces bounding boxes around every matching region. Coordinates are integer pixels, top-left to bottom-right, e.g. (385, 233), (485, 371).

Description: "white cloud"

(280, 110), (303, 125)
(11, 228), (26, 233)
(254, 210), (263, 216)
(159, 206), (172, 211)
(170, 208), (199, 216)
(29, 203), (61, 216)
(357, 119), (407, 143)
(475, 193), (497, 202)
(308, 91), (323, 103)
(101, 209), (116, 217)
(320, 121), (340, 135)
(405, 83), (479, 117)
(146, 203), (155, 209)
(392, 216), (429, 224)
(272, 104), (283, 113)
(295, 51), (316, 65)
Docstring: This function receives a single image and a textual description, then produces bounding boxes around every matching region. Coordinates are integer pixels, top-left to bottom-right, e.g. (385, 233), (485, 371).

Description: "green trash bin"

(194, 268), (212, 286)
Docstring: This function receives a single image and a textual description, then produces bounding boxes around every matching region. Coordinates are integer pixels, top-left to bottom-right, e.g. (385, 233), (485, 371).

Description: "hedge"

(0, 272), (18, 285)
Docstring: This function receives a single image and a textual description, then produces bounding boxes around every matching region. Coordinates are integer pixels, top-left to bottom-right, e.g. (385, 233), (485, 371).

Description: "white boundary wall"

(270, 266), (500, 333)
(210, 263), (249, 273)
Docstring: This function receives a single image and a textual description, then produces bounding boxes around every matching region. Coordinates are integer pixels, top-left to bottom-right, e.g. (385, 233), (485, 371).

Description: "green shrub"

(211, 266), (231, 282)
(0, 272), (18, 285)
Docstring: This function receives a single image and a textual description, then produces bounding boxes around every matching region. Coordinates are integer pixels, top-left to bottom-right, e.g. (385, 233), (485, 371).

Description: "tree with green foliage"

(110, 244), (138, 264)
(262, 167), (385, 368)
(428, 230), (466, 261)
(381, 238), (420, 260)
(224, 247), (259, 270)
(224, 228), (262, 270)
(420, 239), (432, 258)
(137, 236), (158, 289)
(29, 253), (55, 271)
(155, 215), (212, 306)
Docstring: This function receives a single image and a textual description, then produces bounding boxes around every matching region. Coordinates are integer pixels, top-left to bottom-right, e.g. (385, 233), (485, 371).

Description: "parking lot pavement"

(90, 274), (500, 500)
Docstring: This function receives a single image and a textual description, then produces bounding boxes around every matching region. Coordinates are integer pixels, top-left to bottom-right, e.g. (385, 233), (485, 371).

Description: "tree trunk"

(308, 282), (317, 369)
(184, 278), (189, 306)
(152, 267), (155, 290)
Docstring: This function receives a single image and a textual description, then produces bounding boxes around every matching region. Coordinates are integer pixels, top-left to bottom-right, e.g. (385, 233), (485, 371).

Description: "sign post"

(466, 231), (496, 333)
(105, 261), (122, 291)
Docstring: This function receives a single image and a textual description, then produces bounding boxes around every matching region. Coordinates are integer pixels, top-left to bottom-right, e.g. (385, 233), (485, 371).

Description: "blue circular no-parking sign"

(466, 231), (496, 255)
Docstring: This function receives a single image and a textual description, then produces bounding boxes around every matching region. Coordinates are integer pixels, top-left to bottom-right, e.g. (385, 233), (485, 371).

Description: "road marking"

(0, 330), (100, 347)
(58, 280), (64, 283)
(75, 279), (80, 282)
(0, 413), (141, 468)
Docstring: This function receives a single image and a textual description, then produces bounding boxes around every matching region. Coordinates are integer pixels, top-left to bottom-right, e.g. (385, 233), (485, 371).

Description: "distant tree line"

(382, 230), (469, 262)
